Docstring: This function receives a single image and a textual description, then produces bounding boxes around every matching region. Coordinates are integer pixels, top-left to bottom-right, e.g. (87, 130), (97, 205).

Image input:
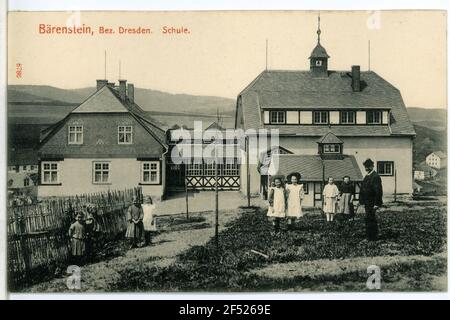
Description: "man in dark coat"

(359, 158), (383, 241)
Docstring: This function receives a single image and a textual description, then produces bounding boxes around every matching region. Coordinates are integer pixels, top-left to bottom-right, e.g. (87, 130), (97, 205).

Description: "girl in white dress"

(322, 177), (340, 222)
(267, 176), (287, 233)
(286, 172), (304, 229)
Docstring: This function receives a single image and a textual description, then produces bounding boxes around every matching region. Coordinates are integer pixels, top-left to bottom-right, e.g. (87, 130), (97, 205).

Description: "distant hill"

(413, 124), (446, 165)
(8, 85), (236, 116)
(407, 107), (447, 131)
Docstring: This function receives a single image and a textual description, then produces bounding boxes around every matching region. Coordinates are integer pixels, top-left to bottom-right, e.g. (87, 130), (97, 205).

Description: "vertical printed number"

(66, 265), (81, 290)
(366, 265), (381, 290)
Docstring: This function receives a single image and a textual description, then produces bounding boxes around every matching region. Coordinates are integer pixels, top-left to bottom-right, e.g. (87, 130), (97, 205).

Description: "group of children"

(267, 173), (355, 232)
(68, 195), (158, 264)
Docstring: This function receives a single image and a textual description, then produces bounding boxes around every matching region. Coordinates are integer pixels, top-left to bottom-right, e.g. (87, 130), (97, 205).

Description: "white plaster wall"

(38, 158), (164, 198)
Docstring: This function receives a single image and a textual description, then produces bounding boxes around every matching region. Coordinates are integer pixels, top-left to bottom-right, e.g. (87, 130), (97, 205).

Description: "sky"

(8, 10), (447, 108)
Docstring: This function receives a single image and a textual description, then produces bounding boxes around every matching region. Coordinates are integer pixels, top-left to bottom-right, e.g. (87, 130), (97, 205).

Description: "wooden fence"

(7, 187), (143, 289)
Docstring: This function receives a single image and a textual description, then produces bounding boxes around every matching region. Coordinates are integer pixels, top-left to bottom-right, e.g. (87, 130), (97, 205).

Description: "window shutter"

(299, 111), (312, 124)
(382, 111), (389, 124)
(329, 111), (339, 124)
(286, 111), (299, 124)
(263, 111), (270, 124)
(356, 111), (366, 124)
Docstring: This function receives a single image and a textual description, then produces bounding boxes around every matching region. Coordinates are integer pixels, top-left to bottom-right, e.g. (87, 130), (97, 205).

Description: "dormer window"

(269, 111), (285, 124)
(313, 111), (328, 124)
(367, 110), (382, 124)
(340, 111), (355, 124)
(118, 126), (133, 144)
(323, 144), (341, 154)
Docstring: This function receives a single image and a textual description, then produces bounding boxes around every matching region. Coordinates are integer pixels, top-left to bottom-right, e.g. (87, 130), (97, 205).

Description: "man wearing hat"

(125, 196), (145, 248)
(359, 158), (383, 241)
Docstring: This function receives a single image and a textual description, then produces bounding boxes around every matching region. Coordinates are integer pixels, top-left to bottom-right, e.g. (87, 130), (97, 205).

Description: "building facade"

(37, 79), (168, 199)
(235, 20), (416, 202)
(426, 151), (447, 170)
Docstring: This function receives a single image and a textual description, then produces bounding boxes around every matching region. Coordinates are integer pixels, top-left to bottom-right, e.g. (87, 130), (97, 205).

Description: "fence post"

(18, 214), (31, 285)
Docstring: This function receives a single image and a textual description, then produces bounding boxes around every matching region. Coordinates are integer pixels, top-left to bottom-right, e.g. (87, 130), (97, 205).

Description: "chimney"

(107, 81), (115, 87)
(351, 65), (361, 92)
(119, 79), (127, 100)
(96, 79), (108, 91)
(127, 83), (134, 103)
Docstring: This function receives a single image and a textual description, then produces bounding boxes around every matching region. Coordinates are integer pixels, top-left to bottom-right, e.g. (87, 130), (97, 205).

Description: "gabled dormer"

(317, 131), (343, 159)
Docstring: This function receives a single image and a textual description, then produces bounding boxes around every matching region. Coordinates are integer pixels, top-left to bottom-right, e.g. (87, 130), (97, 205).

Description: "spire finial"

(317, 13), (321, 43)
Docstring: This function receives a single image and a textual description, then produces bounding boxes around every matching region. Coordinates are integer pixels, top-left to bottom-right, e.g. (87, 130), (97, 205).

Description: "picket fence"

(7, 187), (143, 289)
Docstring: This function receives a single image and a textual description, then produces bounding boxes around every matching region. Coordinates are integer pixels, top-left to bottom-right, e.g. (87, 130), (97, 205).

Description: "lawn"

(112, 201), (447, 292)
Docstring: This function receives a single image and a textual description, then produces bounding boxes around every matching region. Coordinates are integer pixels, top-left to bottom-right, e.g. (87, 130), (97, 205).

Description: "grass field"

(112, 201), (447, 292)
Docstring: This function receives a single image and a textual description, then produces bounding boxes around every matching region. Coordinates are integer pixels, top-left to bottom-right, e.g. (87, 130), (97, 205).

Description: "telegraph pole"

(215, 147), (219, 250)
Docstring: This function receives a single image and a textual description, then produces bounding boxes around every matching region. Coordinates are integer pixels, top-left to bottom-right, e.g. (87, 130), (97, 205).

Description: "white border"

(2, 0), (450, 301)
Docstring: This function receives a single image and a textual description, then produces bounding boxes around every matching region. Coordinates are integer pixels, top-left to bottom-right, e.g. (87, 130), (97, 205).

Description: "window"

(42, 161), (59, 184)
(367, 110), (382, 124)
(377, 161), (394, 176)
(223, 160), (240, 176)
(313, 111), (328, 124)
(186, 163), (203, 176)
(340, 111), (356, 124)
(118, 126), (133, 144)
(315, 60), (322, 66)
(204, 163), (218, 176)
(141, 161), (160, 184)
(22, 165), (27, 171)
(30, 165), (35, 170)
(301, 183), (309, 195)
(323, 144), (341, 153)
(269, 111), (286, 124)
(68, 125), (83, 144)
(24, 178), (30, 187)
(93, 162), (110, 184)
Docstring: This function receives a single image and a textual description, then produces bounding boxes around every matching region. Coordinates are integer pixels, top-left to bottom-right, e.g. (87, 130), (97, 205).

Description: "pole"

(215, 157), (219, 250)
(394, 168), (397, 202)
(246, 136), (251, 207)
(185, 165), (189, 220)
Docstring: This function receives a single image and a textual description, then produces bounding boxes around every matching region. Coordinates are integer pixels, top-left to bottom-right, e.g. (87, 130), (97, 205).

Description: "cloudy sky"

(8, 10), (447, 108)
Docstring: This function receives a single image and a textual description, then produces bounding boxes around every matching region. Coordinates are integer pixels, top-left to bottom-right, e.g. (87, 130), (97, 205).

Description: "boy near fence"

(142, 196), (157, 245)
(125, 196), (145, 248)
(68, 213), (86, 265)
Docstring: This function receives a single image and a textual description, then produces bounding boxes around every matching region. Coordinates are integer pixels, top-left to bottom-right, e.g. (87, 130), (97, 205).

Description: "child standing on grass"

(68, 213), (86, 265)
(267, 176), (287, 234)
(286, 172), (304, 229)
(142, 195), (157, 245)
(322, 177), (340, 222)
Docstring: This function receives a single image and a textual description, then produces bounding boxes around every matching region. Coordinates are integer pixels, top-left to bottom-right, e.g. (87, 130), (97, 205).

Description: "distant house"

(37, 79), (168, 199)
(7, 171), (38, 198)
(426, 151), (447, 169)
(8, 148), (38, 173)
(414, 164), (437, 181)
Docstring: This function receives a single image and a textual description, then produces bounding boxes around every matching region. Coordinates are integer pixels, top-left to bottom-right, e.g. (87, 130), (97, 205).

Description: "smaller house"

(414, 164), (437, 181)
(8, 148), (39, 173)
(7, 171), (38, 198)
(426, 151), (447, 169)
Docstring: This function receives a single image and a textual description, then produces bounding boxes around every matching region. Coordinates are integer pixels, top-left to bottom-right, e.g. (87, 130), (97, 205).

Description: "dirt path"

(21, 210), (239, 293)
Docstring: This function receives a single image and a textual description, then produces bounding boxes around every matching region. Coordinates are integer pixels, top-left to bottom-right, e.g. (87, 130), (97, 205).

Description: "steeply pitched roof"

(433, 151), (447, 159)
(268, 154), (363, 181)
(8, 148), (38, 166)
(72, 86), (129, 113)
(238, 70), (416, 136)
(317, 132), (343, 144)
(40, 85), (167, 149)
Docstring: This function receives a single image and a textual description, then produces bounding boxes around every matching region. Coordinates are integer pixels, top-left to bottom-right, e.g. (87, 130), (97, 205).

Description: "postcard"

(5, 9), (447, 295)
